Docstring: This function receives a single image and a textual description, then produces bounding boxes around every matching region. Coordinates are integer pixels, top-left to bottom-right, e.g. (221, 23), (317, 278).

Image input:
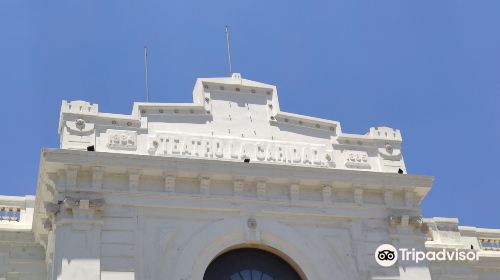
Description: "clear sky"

(1, 1), (498, 228)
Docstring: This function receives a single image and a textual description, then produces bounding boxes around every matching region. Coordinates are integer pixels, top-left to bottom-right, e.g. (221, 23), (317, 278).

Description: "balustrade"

(480, 238), (500, 251)
(0, 206), (21, 222)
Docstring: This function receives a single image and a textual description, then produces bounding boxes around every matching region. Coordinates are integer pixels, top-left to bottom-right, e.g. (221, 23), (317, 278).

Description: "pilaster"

(388, 214), (432, 280)
(46, 197), (104, 280)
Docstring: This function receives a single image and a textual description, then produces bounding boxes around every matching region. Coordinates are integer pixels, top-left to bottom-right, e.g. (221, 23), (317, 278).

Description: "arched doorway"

(203, 248), (303, 280)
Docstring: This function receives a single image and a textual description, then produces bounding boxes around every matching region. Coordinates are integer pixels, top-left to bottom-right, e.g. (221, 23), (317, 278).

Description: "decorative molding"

(200, 176), (210, 196)
(405, 190), (415, 207)
(64, 119), (95, 135)
(384, 189), (393, 206)
(128, 169), (140, 192)
(62, 197), (104, 212)
(148, 136), (159, 154)
(289, 183), (300, 202)
(42, 149), (434, 195)
(64, 165), (79, 189)
(107, 129), (137, 151)
(233, 179), (244, 197)
(256, 181), (266, 200)
(389, 215), (426, 231)
(409, 216), (424, 229)
(42, 201), (62, 231)
(401, 215), (409, 227)
(378, 144), (402, 160)
(322, 185), (332, 203)
(75, 119), (86, 131)
(163, 173), (176, 193)
(389, 215), (401, 227)
(45, 203), (60, 217)
(91, 166), (104, 189)
(354, 187), (363, 205)
(247, 217), (257, 230)
(43, 197), (104, 231)
(57, 170), (66, 191)
(245, 217), (260, 242)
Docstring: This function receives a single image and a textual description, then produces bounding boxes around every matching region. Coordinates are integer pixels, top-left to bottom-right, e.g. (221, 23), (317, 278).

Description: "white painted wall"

(0, 75), (498, 280)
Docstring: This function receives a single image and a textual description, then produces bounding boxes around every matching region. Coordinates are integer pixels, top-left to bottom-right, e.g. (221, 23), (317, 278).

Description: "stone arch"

(170, 216), (353, 280)
(203, 247), (302, 279)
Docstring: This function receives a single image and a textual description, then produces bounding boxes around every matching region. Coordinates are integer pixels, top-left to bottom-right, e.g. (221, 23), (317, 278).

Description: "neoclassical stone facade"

(0, 74), (498, 279)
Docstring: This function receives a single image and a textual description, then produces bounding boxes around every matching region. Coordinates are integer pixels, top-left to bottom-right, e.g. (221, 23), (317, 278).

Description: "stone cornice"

(31, 148), (433, 247)
(41, 148), (433, 195)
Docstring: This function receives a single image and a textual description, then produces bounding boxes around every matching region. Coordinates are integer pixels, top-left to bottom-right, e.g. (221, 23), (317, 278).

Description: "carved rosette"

(245, 217), (260, 242)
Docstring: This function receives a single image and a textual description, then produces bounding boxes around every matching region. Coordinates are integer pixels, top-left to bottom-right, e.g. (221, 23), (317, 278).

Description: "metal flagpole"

(144, 46), (150, 102)
(225, 26), (233, 75)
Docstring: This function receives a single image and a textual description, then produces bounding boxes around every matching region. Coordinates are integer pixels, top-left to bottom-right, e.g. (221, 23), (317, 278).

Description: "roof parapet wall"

(425, 217), (500, 253)
(0, 195), (35, 231)
(58, 74), (406, 174)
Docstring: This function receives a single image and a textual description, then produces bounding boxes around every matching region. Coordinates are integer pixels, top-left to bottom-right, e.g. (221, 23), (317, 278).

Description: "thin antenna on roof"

(225, 25), (233, 75)
(144, 46), (150, 102)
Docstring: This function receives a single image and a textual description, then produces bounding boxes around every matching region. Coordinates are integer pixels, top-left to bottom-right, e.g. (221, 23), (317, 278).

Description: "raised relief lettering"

(107, 130), (137, 151)
(147, 132), (336, 168)
(344, 151), (370, 169)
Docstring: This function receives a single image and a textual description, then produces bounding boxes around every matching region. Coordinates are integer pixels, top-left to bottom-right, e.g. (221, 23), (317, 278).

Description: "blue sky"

(1, 1), (498, 228)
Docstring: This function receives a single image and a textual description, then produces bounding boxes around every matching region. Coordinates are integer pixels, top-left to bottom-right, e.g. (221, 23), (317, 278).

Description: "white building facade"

(0, 74), (499, 280)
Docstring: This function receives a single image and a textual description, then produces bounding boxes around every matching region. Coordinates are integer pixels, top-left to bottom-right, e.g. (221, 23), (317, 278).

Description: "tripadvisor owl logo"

(375, 244), (398, 267)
